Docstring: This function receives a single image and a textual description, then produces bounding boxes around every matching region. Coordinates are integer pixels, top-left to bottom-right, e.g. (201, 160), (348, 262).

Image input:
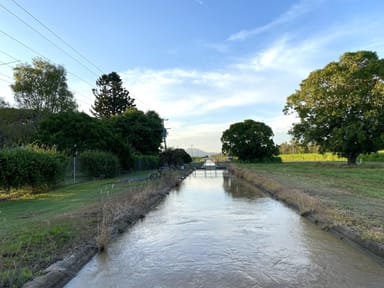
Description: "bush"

(160, 148), (192, 167)
(359, 151), (384, 162)
(79, 150), (120, 178)
(132, 154), (160, 170)
(0, 148), (65, 192)
(237, 156), (282, 163)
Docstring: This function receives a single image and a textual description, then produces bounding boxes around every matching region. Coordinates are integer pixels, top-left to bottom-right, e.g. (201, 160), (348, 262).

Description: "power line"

(0, 2), (100, 77)
(66, 71), (95, 88)
(0, 71), (13, 80)
(0, 49), (95, 105)
(0, 74), (12, 84)
(0, 30), (95, 88)
(11, 0), (104, 75)
(0, 5), (151, 115)
(0, 48), (19, 61)
(1, 2), (156, 116)
(0, 60), (19, 71)
(0, 78), (11, 83)
(0, 29), (46, 59)
(119, 72), (154, 111)
(70, 87), (95, 103)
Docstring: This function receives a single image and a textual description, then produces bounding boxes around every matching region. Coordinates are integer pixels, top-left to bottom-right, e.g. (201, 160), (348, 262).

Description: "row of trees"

(1, 58), (163, 159)
(5, 51), (384, 166)
(35, 109), (163, 169)
(221, 51), (384, 165)
(7, 58), (137, 118)
(0, 58), (191, 191)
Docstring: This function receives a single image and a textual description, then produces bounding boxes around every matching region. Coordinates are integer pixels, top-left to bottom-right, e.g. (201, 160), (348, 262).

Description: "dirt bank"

(22, 171), (191, 288)
(229, 165), (384, 261)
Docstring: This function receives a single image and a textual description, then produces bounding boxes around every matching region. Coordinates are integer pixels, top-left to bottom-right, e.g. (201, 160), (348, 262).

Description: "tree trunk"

(347, 152), (359, 165)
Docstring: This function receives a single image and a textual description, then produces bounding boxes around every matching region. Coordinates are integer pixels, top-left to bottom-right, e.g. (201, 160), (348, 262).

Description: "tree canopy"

(221, 119), (279, 161)
(91, 72), (135, 118)
(11, 58), (77, 113)
(160, 148), (192, 167)
(35, 111), (133, 168)
(284, 51), (384, 165)
(0, 107), (41, 148)
(106, 108), (163, 154)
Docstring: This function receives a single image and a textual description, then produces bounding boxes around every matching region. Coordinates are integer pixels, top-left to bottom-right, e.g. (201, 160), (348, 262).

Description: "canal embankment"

(65, 169), (384, 288)
(0, 169), (191, 288)
(229, 162), (384, 260)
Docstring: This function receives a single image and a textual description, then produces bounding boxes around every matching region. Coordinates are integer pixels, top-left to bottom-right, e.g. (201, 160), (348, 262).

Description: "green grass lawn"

(0, 170), (154, 287)
(238, 162), (384, 198)
(0, 171), (152, 233)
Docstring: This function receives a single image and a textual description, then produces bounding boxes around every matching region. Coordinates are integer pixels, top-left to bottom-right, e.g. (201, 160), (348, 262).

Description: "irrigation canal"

(66, 170), (384, 288)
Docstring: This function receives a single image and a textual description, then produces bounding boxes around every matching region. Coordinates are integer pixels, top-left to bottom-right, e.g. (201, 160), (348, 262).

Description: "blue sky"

(1, 0), (384, 152)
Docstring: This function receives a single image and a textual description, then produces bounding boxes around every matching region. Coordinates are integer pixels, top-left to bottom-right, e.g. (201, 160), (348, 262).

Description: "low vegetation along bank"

(229, 162), (384, 258)
(0, 169), (189, 288)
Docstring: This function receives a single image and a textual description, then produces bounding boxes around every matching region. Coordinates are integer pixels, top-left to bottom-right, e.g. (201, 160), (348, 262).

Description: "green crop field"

(280, 153), (345, 162)
(279, 151), (384, 163)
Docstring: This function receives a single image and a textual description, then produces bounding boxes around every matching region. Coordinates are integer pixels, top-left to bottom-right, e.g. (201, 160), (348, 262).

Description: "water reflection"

(222, 172), (265, 199)
(66, 170), (384, 288)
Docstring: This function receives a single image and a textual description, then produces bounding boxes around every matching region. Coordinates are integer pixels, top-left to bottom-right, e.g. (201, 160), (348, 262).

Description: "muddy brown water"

(66, 170), (384, 288)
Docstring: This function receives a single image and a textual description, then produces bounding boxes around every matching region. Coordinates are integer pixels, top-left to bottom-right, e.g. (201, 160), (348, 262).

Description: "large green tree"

(35, 111), (133, 168)
(221, 119), (279, 161)
(160, 148), (192, 167)
(0, 107), (41, 148)
(91, 72), (135, 118)
(11, 58), (77, 113)
(284, 51), (384, 165)
(107, 108), (163, 155)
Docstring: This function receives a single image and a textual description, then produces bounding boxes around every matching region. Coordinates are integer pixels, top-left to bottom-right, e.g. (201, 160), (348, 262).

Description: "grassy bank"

(0, 170), (183, 288)
(230, 162), (384, 249)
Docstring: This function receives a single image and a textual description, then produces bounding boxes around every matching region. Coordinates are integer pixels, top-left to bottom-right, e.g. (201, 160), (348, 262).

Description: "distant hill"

(185, 147), (216, 158)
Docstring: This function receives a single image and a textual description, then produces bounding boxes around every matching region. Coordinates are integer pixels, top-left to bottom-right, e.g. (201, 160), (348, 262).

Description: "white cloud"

(227, 0), (320, 41)
(121, 67), (266, 119)
(167, 121), (229, 152)
(117, 44), (306, 151)
(193, 0), (204, 5)
(69, 9), (384, 152)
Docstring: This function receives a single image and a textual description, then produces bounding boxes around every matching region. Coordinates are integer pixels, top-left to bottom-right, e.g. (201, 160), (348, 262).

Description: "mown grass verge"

(0, 169), (185, 288)
(229, 162), (384, 254)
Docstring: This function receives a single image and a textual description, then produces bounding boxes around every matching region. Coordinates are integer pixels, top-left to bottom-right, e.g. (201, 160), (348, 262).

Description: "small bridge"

(193, 159), (229, 170)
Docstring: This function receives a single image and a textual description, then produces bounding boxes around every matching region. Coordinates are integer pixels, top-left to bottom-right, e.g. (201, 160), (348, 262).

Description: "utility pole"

(73, 144), (78, 183)
(190, 145), (194, 157)
(162, 118), (169, 150)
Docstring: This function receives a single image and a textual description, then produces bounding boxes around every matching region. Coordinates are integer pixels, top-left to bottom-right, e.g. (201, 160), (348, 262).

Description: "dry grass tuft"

(95, 169), (184, 252)
(362, 228), (384, 242)
(229, 165), (321, 216)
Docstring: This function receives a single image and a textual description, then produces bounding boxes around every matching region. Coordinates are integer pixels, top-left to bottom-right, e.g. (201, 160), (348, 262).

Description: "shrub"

(79, 150), (120, 178)
(160, 148), (192, 167)
(0, 148), (65, 192)
(132, 154), (160, 170)
(359, 151), (384, 162)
